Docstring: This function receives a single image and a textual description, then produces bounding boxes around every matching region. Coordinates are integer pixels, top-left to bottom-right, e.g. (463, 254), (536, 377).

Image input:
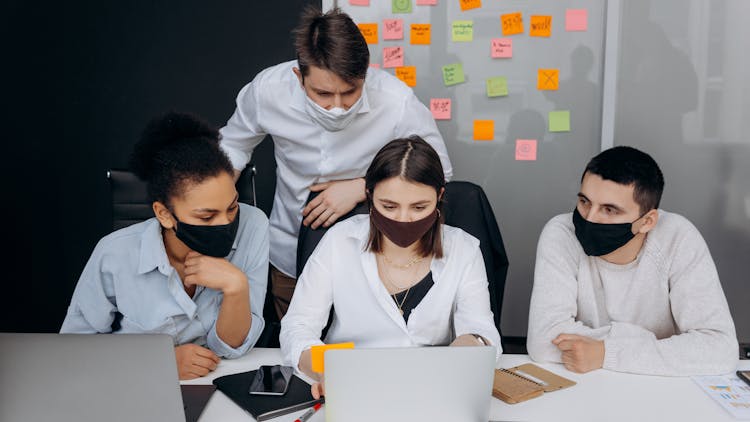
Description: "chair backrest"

(106, 165), (257, 231)
(295, 180), (509, 334)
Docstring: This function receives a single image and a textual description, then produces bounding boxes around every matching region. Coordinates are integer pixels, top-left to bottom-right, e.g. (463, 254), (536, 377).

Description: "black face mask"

(171, 208), (240, 257)
(572, 208), (641, 257)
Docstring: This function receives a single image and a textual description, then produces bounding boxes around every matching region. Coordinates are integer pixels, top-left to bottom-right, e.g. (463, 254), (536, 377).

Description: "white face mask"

(303, 89), (365, 132)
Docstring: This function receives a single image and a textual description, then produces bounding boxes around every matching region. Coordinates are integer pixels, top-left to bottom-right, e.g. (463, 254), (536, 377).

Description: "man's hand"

(174, 344), (221, 380)
(552, 333), (604, 373)
(183, 251), (248, 295)
(302, 178), (365, 229)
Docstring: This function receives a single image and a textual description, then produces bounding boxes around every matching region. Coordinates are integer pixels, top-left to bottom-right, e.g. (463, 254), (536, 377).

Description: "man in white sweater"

(527, 146), (738, 376)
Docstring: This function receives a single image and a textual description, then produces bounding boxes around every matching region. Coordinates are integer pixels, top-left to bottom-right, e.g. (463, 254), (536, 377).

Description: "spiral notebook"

(492, 363), (576, 404)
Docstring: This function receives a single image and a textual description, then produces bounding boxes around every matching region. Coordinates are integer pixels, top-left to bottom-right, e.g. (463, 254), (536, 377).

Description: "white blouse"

(280, 214), (502, 368)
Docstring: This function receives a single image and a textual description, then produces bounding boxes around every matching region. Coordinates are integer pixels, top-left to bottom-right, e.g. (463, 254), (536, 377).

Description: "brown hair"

(365, 136), (445, 258)
(293, 6), (369, 84)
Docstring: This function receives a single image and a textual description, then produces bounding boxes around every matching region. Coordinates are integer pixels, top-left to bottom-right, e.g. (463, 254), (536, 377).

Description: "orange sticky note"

(459, 0), (481, 11)
(358, 23), (378, 44)
(410, 24), (431, 45)
(383, 47), (404, 68)
(383, 19), (404, 40)
(515, 139), (537, 161)
(501, 12), (523, 36)
(430, 98), (451, 120)
(537, 68), (559, 90)
(530, 15), (552, 37)
(395, 66), (417, 87)
(566, 9), (588, 31)
(473, 120), (494, 141)
(311, 342), (355, 373)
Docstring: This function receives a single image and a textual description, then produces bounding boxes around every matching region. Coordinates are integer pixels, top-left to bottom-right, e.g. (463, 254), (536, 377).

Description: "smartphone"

(738, 370), (750, 387)
(248, 365), (294, 395)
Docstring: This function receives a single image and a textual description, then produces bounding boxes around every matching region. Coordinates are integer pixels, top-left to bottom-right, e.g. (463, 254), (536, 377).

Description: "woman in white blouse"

(280, 135), (501, 398)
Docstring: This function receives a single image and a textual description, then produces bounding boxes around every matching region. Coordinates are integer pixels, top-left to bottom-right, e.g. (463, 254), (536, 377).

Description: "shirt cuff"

(602, 337), (622, 370)
(286, 339), (325, 369)
(207, 313), (265, 359)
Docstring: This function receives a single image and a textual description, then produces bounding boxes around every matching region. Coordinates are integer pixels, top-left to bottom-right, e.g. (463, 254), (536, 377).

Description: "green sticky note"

(392, 0), (413, 13)
(486, 77), (508, 97)
(442, 63), (465, 86)
(549, 110), (571, 132)
(452, 20), (474, 42)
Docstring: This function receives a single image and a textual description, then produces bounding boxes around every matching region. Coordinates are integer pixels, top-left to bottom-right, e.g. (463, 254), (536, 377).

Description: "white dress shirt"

(279, 215), (502, 368)
(219, 60), (453, 277)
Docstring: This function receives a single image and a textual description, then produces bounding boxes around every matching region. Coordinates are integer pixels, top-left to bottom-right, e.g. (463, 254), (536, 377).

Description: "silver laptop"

(0, 333), (185, 422)
(324, 346), (497, 422)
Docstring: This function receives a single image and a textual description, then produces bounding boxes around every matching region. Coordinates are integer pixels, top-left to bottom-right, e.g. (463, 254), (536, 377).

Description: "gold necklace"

(378, 255), (412, 290)
(381, 253), (423, 270)
(392, 288), (410, 316)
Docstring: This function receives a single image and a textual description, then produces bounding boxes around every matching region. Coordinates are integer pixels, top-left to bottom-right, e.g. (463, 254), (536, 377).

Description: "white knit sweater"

(527, 210), (738, 376)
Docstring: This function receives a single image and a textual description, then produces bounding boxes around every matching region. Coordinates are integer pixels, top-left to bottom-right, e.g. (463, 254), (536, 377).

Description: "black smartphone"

(738, 370), (750, 387)
(248, 365), (294, 396)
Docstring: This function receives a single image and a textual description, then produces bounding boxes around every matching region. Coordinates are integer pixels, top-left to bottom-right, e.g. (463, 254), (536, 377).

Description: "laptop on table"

(0, 333), (186, 422)
(324, 346), (497, 422)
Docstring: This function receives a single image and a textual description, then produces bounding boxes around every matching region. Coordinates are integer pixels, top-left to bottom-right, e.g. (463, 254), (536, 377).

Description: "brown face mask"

(370, 205), (439, 248)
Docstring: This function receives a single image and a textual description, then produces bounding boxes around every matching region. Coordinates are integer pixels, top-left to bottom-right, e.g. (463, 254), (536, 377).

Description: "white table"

(182, 348), (750, 422)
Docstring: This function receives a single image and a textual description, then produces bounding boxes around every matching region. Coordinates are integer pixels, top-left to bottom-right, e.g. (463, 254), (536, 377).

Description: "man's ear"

(292, 67), (304, 87)
(636, 209), (659, 234)
(153, 201), (175, 230)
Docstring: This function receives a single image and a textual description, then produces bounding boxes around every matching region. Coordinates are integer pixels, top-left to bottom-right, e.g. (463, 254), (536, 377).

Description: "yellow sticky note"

(410, 24), (431, 45)
(473, 120), (494, 141)
(501, 12), (523, 36)
(459, 0), (481, 11)
(311, 342), (355, 373)
(358, 23), (378, 44)
(537, 68), (559, 90)
(530, 15), (552, 37)
(452, 20), (474, 42)
(395, 66), (417, 87)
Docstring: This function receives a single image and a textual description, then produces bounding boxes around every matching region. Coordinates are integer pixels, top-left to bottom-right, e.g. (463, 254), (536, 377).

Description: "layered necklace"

(378, 253), (423, 316)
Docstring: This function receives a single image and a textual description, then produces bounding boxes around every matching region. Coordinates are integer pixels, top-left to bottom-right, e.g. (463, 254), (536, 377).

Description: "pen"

(294, 402), (323, 422)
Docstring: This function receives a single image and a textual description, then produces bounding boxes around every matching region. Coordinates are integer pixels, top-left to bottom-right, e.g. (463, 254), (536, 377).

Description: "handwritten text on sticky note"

(442, 63), (465, 86)
(459, 0), (481, 11)
(491, 38), (512, 58)
(410, 24), (431, 44)
(383, 19), (404, 40)
(430, 98), (451, 120)
(395, 66), (417, 87)
(566, 9), (588, 31)
(383, 47), (404, 68)
(358, 23), (378, 44)
(515, 139), (537, 161)
(501, 12), (523, 36)
(473, 120), (494, 141)
(537, 68), (559, 90)
(486, 77), (508, 97)
(452, 20), (474, 42)
(530, 15), (552, 37)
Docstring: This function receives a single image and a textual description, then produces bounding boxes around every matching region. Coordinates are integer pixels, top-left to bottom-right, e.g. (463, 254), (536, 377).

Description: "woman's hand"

(174, 344), (220, 380)
(183, 251), (248, 294)
(310, 373), (326, 400)
(450, 334), (486, 347)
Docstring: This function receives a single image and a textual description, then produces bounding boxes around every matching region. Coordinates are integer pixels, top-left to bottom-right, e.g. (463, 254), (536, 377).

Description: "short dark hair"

(293, 6), (369, 84)
(365, 136), (445, 258)
(129, 111), (234, 208)
(582, 146), (665, 214)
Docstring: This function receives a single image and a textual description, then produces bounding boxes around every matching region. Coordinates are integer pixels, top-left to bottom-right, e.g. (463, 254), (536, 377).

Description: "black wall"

(21, 1), (320, 333)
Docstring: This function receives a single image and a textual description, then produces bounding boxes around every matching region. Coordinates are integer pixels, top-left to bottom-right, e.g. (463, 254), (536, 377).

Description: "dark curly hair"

(129, 111), (234, 208)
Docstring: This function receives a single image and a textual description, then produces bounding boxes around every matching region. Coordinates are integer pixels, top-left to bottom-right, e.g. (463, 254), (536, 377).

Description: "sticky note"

(491, 38), (512, 58)
(358, 23), (378, 44)
(486, 77), (508, 97)
(383, 19), (404, 40)
(549, 110), (571, 132)
(410, 24), (431, 44)
(393, 0), (413, 13)
(473, 120), (494, 141)
(515, 139), (537, 161)
(416, 0), (437, 4)
(370, 63), (381, 68)
(383, 47), (404, 68)
(442, 63), (465, 86)
(395, 66), (417, 87)
(311, 342), (355, 373)
(452, 20), (473, 42)
(537, 68), (559, 90)
(430, 98), (451, 120)
(530, 15), (552, 37)
(349, 0), (369, 5)
(566, 9), (588, 31)
(459, 0), (481, 11)
(501, 12), (523, 36)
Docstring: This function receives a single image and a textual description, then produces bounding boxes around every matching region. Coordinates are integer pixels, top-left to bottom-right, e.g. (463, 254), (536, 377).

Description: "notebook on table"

(492, 363), (576, 404)
(0, 333), (185, 422)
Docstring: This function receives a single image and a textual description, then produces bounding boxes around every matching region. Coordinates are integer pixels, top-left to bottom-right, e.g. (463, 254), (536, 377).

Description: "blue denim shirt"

(60, 203), (269, 359)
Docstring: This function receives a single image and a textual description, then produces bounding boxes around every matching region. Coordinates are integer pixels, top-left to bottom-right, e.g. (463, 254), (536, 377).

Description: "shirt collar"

(290, 67), (371, 115)
(137, 219), (171, 275)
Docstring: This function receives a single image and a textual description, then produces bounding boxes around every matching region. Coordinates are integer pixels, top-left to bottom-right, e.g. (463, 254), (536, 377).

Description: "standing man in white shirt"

(527, 146), (738, 376)
(218, 6), (452, 320)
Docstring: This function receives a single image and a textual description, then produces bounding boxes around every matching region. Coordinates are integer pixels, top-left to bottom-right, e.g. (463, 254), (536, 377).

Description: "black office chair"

(294, 181), (509, 337)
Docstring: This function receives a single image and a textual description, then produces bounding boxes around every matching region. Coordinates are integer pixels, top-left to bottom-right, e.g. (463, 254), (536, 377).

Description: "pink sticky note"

(383, 19), (404, 40)
(416, 0), (437, 4)
(349, 0), (370, 5)
(566, 9), (588, 31)
(383, 47), (404, 68)
(430, 98), (451, 120)
(370, 63), (381, 68)
(491, 38), (512, 58)
(515, 140), (537, 161)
